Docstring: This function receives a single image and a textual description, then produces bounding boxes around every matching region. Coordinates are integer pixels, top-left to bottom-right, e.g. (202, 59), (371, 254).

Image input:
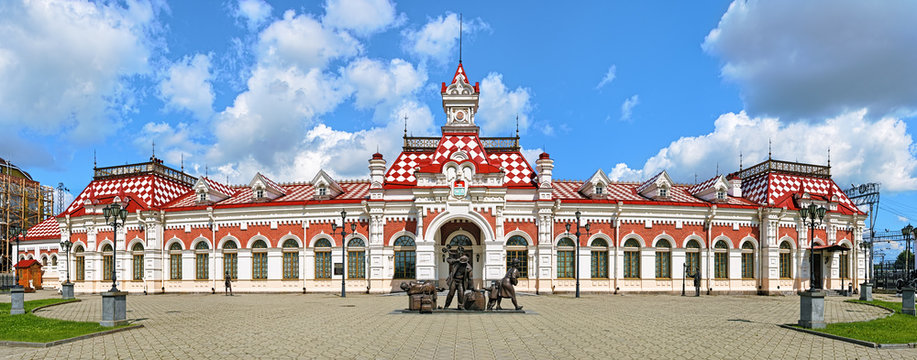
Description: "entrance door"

(812, 253), (823, 289)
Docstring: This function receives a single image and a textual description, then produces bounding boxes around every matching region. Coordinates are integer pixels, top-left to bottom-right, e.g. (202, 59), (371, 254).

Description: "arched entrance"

(436, 220), (484, 288)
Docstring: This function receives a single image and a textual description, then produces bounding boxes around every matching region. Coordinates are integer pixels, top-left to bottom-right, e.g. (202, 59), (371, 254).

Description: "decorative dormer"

(579, 169), (612, 199)
(249, 173), (285, 201)
(192, 177), (234, 204)
(688, 175), (730, 203)
(311, 170), (343, 200)
(636, 170), (674, 200)
(441, 63), (480, 133)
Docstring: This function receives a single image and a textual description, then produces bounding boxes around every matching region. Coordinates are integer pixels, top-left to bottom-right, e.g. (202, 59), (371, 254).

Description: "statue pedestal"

(10, 287), (25, 315)
(100, 291), (128, 327)
(903, 287), (915, 316)
(799, 290), (826, 329)
(859, 283), (872, 301)
(61, 282), (74, 300)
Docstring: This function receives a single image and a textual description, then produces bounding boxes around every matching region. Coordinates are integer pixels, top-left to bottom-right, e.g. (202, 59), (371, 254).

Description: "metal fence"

(873, 261), (916, 290)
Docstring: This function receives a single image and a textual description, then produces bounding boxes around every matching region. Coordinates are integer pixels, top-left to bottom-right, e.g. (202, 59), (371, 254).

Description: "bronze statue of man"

(692, 268), (701, 297)
(443, 251), (472, 309)
(486, 259), (523, 310)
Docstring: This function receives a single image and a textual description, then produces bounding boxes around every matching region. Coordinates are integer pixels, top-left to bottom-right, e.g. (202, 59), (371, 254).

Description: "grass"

(803, 299), (917, 345)
(0, 298), (129, 343)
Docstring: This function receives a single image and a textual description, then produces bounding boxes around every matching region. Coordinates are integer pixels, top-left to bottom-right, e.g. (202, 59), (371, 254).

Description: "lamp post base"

(10, 287), (25, 315)
(100, 291), (128, 327)
(903, 287), (915, 316)
(858, 283), (872, 301)
(61, 282), (74, 300)
(798, 289), (826, 329)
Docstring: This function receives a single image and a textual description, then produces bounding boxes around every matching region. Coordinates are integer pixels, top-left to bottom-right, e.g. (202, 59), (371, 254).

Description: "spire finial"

(827, 146), (831, 167)
(739, 151), (743, 172)
(93, 149), (97, 169)
(768, 138), (772, 160)
(459, 13), (463, 64)
(180, 153), (184, 172)
(151, 140), (155, 159)
(205, 165), (208, 178)
(403, 113), (408, 137)
(716, 162), (719, 176)
(515, 114), (519, 137)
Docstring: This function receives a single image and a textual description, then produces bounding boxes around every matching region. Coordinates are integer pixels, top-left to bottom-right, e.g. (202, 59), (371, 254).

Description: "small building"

(15, 259), (43, 291)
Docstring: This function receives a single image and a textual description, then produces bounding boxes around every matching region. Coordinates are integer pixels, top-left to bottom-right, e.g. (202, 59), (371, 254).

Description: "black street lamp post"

(682, 263), (687, 296)
(565, 211), (590, 298)
(799, 204), (827, 290)
(905, 226), (915, 288)
(103, 200), (129, 292)
(332, 210), (356, 298)
(59, 238), (74, 299)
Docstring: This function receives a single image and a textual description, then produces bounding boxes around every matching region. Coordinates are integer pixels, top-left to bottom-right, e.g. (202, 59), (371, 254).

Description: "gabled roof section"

(250, 173), (285, 196)
(441, 63), (480, 93)
(636, 170), (675, 198)
(23, 217), (61, 241)
(196, 177), (234, 197)
(311, 170), (344, 195)
(743, 172), (861, 214)
(432, 135), (489, 165)
(688, 175), (727, 195)
(578, 169), (612, 198)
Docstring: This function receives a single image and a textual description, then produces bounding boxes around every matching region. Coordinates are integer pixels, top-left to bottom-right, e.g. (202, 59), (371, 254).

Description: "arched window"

(74, 245), (85, 281)
(314, 238), (332, 279)
(347, 237), (365, 279)
(41, 256), (48, 267)
(714, 240), (729, 279)
(779, 241), (792, 279)
(101, 244), (113, 281)
(506, 235), (528, 278)
(741, 241), (755, 279)
(282, 239), (299, 280)
(251, 240), (268, 280)
(449, 235), (473, 247)
(169, 242), (182, 280)
(655, 239), (671, 279)
(839, 251), (849, 280)
(685, 239), (701, 277)
(591, 238), (608, 279)
(557, 237), (575, 278)
(51, 255), (57, 267)
(223, 240), (238, 280)
(132, 243), (144, 281)
(623, 238), (641, 279)
(393, 236), (415, 279)
(195, 241), (209, 280)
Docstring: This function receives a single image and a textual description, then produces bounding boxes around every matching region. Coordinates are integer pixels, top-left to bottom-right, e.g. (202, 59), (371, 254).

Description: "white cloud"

(322, 0), (401, 36)
(257, 10), (361, 71)
(235, 0), (272, 30)
(402, 13), (488, 65)
(596, 65), (616, 89)
(620, 95), (639, 121)
(476, 72), (532, 135)
(703, 0), (917, 119)
(608, 110), (917, 192)
(342, 57), (426, 112)
(0, 0), (162, 140)
(898, 215), (909, 223)
(159, 54), (214, 120)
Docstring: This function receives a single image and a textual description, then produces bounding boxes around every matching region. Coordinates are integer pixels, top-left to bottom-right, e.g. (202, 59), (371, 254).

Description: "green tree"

(895, 250), (915, 269)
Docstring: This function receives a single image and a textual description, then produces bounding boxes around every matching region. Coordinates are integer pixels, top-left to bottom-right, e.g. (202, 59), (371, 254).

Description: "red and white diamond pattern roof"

(553, 181), (645, 201)
(488, 152), (535, 186)
(385, 152), (433, 184)
(257, 173), (285, 195)
(202, 177), (234, 196)
(65, 174), (191, 215)
(165, 181), (371, 208)
(636, 171), (665, 194)
(24, 216), (61, 241)
(688, 176), (720, 195)
(742, 173), (859, 213)
(432, 136), (488, 165)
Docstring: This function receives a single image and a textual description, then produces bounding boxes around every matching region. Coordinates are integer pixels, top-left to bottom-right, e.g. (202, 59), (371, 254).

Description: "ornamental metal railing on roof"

(94, 158), (196, 187)
(736, 159), (830, 180)
(402, 136), (520, 152)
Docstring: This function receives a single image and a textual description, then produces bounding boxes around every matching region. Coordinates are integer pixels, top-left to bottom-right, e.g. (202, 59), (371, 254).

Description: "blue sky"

(3, 0), (917, 260)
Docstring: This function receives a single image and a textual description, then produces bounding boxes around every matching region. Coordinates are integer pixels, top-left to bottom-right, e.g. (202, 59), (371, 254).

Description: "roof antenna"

(459, 13), (463, 64)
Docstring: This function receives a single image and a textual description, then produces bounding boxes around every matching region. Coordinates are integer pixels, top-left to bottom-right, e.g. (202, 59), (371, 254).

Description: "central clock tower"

(441, 62), (480, 133)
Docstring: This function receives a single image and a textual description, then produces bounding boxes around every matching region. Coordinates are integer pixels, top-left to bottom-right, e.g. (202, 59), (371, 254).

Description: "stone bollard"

(100, 291), (128, 327)
(61, 282), (75, 300)
(10, 287), (25, 315)
(859, 283), (872, 301)
(799, 289), (826, 329)
(903, 287), (915, 316)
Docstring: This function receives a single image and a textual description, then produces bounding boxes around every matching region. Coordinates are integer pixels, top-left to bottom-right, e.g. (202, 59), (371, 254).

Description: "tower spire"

(768, 138), (772, 160)
(827, 146), (831, 167)
(515, 114), (519, 137)
(403, 113), (408, 137)
(739, 151), (743, 172)
(93, 149), (97, 169)
(180, 153), (184, 172)
(151, 140), (155, 159)
(459, 13), (463, 64)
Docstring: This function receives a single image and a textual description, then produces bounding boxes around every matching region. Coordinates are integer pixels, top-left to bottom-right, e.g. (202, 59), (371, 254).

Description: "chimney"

(536, 152), (553, 188)
(369, 152), (385, 189)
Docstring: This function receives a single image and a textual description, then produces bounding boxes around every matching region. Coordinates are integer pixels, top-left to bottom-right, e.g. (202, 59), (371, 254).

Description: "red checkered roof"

(688, 176), (721, 195)
(202, 177), (234, 196)
(488, 152), (536, 186)
(23, 217), (61, 241)
(165, 181), (371, 209)
(553, 181), (645, 201)
(635, 171), (666, 194)
(742, 173), (861, 214)
(432, 135), (489, 165)
(385, 151), (433, 184)
(257, 173), (285, 195)
(64, 174), (191, 216)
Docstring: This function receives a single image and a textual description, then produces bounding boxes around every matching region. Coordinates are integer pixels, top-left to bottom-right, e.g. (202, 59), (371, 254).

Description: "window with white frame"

(595, 184), (604, 196)
(318, 186), (327, 196)
(198, 192), (207, 203)
(658, 187), (668, 198)
(255, 188), (264, 199)
(717, 190), (726, 200)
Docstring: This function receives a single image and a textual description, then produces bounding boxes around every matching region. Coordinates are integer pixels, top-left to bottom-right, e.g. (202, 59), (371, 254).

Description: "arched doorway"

(437, 220), (484, 288)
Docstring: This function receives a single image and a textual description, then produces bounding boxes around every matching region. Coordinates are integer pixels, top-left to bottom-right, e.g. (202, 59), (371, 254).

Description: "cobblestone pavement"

(2, 290), (916, 359)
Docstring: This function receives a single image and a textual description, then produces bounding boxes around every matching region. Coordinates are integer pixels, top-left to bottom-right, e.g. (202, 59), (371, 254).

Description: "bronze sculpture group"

(402, 244), (522, 312)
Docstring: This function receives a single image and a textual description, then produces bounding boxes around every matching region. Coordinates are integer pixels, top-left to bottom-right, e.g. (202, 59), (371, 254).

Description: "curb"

(30, 298), (82, 313)
(778, 324), (877, 348)
(0, 325), (144, 348)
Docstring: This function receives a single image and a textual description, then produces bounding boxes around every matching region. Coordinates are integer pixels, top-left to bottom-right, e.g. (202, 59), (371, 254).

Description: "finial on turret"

(93, 149), (97, 169)
(515, 114), (519, 137)
(768, 138), (772, 160)
(459, 13), (463, 64)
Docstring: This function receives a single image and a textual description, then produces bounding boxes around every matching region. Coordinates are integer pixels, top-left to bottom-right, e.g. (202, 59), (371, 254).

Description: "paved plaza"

(1, 290), (916, 359)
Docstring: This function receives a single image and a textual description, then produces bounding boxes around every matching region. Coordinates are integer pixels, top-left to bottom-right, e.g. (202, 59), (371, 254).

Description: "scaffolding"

(1, 166), (53, 273)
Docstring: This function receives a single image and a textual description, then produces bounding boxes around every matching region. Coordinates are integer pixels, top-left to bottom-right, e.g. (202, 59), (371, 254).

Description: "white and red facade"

(21, 63), (867, 295)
